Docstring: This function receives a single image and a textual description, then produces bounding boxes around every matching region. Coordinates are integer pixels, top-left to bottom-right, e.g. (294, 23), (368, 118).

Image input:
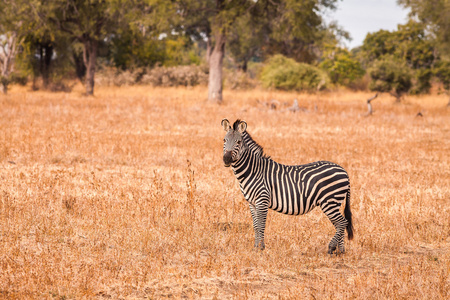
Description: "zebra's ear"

(221, 119), (231, 131)
(237, 120), (247, 133)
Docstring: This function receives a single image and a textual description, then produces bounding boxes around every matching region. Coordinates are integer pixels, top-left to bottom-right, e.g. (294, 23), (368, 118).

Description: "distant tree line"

(0, 0), (448, 104)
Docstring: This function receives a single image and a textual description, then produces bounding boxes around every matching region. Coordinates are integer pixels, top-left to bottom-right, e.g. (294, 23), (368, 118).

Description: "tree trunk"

(206, 39), (212, 65)
(0, 80), (7, 95)
(241, 59), (248, 73)
(208, 33), (226, 103)
(41, 43), (53, 89)
(0, 32), (19, 95)
(83, 38), (98, 96)
(73, 51), (86, 82)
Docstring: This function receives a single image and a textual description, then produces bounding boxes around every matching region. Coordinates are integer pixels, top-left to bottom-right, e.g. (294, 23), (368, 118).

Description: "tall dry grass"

(0, 84), (449, 299)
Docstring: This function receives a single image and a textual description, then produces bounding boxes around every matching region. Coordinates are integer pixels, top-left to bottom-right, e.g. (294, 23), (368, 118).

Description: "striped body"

(222, 119), (354, 253)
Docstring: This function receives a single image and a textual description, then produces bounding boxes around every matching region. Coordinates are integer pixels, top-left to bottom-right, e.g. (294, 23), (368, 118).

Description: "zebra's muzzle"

(223, 151), (233, 167)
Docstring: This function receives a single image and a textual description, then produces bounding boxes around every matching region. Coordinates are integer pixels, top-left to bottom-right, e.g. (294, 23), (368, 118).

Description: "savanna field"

(0, 85), (449, 299)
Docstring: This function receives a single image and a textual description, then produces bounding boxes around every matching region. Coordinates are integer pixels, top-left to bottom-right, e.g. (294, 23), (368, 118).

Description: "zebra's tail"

(344, 187), (354, 240)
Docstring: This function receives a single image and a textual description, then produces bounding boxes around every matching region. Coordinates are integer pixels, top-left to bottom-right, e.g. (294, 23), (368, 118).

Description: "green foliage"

(360, 20), (435, 68)
(360, 20), (438, 96)
(368, 56), (412, 98)
(265, 0), (342, 63)
(227, 12), (266, 71)
(10, 73), (28, 86)
(108, 31), (202, 70)
(360, 30), (396, 65)
(260, 55), (328, 91)
(109, 30), (166, 69)
(411, 68), (432, 94)
(434, 61), (450, 91)
(319, 47), (365, 86)
(163, 36), (202, 67)
(398, 0), (450, 57)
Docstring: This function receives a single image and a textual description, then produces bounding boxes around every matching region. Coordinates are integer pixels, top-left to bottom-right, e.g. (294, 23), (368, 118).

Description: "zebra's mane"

(243, 131), (270, 159)
(233, 119), (270, 159)
(232, 119), (242, 131)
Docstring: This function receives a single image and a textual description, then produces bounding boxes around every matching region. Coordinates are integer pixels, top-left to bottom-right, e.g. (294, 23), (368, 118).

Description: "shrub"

(224, 70), (258, 90)
(368, 57), (412, 100)
(95, 66), (144, 86)
(95, 65), (208, 87)
(140, 65), (208, 87)
(260, 55), (328, 91)
(10, 73), (28, 86)
(411, 68), (432, 94)
(319, 48), (365, 87)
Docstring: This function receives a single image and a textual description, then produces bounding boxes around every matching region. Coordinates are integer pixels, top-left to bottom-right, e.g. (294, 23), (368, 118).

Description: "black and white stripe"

(222, 119), (354, 254)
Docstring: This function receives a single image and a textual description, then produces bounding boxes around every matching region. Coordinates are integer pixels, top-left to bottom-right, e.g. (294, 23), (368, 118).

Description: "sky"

(325, 0), (411, 49)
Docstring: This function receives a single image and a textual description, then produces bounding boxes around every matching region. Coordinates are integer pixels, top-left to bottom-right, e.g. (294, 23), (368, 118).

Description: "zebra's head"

(221, 119), (247, 167)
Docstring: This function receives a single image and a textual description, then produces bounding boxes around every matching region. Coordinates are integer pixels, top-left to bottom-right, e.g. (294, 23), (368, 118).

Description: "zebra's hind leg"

(321, 201), (348, 254)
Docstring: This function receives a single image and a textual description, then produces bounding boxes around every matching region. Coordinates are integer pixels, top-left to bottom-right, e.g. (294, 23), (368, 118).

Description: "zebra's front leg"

(249, 202), (268, 250)
(249, 203), (259, 248)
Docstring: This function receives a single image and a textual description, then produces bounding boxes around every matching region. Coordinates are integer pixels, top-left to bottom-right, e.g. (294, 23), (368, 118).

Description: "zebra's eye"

(237, 140), (242, 145)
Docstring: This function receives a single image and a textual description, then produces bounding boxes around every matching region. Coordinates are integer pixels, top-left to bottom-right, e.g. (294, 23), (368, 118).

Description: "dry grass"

(0, 84), (449, 299)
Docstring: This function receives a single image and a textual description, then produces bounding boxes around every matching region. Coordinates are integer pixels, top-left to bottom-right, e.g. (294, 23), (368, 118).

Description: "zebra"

(221, 119), (354, 254)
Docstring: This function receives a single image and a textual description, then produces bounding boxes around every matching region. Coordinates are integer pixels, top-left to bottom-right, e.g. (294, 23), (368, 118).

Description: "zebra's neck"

(231, 131), (268, 178)
(242, 131), (268, 159)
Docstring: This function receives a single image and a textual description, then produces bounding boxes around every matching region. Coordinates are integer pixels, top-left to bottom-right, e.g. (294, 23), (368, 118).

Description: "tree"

(45, 0), (119, 95)
(17, 25), (76, 90)
(360, 20), (438, 96)
(178, 0), (339, 103)
(46, 0), (174, 95)
(0, 32), (20, 94)
(319, 47), (365, 87)
(178, 0), (261, 102)
(0, 0), (32, 94)
(398, 0), (450, 57)
(434, 61), (450, 106)
(226, 12), (266, 72)
(368, 56), (412, 102)
(262, 0), (341, 63)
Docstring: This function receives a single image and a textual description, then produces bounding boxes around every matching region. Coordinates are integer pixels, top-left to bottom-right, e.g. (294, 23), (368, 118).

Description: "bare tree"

(0, 32), (20, 94)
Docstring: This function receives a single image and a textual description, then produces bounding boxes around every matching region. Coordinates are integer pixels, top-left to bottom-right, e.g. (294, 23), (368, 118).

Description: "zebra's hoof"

(328, 246), (336, 255)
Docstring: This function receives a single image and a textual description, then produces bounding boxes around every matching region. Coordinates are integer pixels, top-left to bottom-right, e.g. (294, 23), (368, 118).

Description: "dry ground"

(0, 84), (449, 299)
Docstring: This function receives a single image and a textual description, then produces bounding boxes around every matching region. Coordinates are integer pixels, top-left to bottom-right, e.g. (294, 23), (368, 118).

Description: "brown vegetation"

(0, 85), (449, 299)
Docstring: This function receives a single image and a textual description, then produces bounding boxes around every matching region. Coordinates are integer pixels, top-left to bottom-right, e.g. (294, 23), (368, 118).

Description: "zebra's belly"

(269, 189), (308, 215)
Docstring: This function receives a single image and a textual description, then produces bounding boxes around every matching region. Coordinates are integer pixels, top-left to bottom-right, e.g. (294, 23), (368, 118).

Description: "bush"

(260, 55), (328, 91)
(368, 57), (412, 99)
(95, 66), (144, 86)
(319, 48), (365, 87)
(411, 68), (432, 94)
(224, 70), (258, 90)
(140, 65), (208, 87)
(10, 73), (28, 86)
(95, 65), (208, 87)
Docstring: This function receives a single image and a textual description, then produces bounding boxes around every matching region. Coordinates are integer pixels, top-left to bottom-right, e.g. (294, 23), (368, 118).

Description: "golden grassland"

(0, 84), (449, 299)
